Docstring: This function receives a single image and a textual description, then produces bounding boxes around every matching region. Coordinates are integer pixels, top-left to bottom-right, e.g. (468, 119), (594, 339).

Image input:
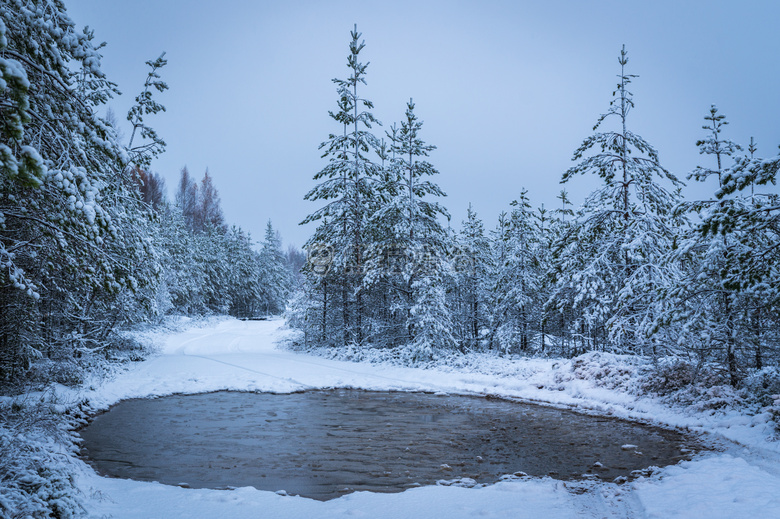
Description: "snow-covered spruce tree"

(541, 190), (577, 355)
(489, 189), (545, 354)
(551, 45), (683, 354)
(365, 99), (454, 357)
(221, 226), (258, 318)
(300, 25), (382, 346)
(451, 204), (491, 349)
(194, 224), (233, 314)
(256, 220), (291, 315)
(157, 204), (205, 314)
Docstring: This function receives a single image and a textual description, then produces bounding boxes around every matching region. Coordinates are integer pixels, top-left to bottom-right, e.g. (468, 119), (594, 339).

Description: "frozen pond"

(79, 390), (699, 500)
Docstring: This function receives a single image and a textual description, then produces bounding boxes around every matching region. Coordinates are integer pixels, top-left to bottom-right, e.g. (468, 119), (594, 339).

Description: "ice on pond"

(79, 389), (702, 500)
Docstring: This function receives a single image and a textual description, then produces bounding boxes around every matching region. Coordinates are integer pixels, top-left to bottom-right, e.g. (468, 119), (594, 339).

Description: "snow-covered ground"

(68, 318), (780, 518)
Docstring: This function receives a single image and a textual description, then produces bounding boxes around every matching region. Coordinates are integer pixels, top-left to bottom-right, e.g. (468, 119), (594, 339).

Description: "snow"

(634, 455), (780, 519)
(64, 318), (780, 518)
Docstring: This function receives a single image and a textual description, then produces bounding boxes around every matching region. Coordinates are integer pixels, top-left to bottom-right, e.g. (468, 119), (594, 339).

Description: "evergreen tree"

(198, 169), (226, 233)
(258, 220), (291, 315)
(490, 189), (543, 353)
(158, 205), (205, 314)
(543, 190), (577, 355)
(372, 99), (454, 354)
(453, 204), (491, 349)
(552, 45), (682, 353)
(0, 1), (166, 382)
(301, 25), (382, 345)
(689, 105), (742, 187)
(661, 112), (780, 381)
(126, 53), (168, 168)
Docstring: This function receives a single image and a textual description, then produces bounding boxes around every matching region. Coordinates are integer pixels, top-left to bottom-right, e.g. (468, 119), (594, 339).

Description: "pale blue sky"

(66, 0), (780, 248)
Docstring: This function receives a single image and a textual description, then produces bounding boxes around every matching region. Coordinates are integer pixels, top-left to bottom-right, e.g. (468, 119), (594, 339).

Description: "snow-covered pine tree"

(662, 112), (780, 381)
(0, 1), (171, 382)
(0, 3), (169, 515)
(88, 53), (172, 332)
(452, 204), (491, 349)
(369, 99), (454, 356)
(301, 25), (382, 346)
(689, 105), (742, 187)
(664, 106), (746, 383)
(360, 122), (404, 347)
(490, 189), (544, 353)
(375, 99), (448, 243)
(552, 45), (683, 354)
(126, 52), (167, 169)
(542, 190), (577, 355)
(718, 144), (780, 369)
(532, 203), (554, 352)
(257, 220), (291, 315)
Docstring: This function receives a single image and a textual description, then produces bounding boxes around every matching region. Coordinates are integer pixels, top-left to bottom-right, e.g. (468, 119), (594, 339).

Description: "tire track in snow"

(180, 353), (317, 390)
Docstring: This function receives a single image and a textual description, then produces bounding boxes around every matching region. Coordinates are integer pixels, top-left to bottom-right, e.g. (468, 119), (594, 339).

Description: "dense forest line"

(289, 28), (780, 387)
(1, 2), (778, 395)
(0, 1), (293, 389)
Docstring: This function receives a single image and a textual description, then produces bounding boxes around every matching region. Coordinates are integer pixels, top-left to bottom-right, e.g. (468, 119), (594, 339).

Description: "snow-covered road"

(75, 318), (780, 518)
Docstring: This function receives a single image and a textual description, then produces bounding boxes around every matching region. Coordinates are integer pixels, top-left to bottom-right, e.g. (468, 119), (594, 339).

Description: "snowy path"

(75, 318), (780, 518)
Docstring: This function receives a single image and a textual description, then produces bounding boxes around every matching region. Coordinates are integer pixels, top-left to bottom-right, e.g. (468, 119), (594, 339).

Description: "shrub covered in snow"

(286, 338), (451, 368)
(16, 329), (154, 392)
(742, 368), (780, 407)
(640, 358), (727, 396)
(0, 398), (87, 519)
(569, 352), (644, 392)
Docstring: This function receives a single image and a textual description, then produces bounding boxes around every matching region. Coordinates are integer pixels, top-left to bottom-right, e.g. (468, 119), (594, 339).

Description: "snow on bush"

(639, 358), (744, 412)
(742, 368), (780, 432)
(742, 367), (780, 407)
(13, 329), (156, 392)
(568, 351), (644, 392)
(639, 358), (725, 396)
(0, 398), (88, 519)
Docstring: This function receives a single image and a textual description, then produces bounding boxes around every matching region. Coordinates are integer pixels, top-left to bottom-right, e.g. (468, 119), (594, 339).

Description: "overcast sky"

(65, 0), (780, 248)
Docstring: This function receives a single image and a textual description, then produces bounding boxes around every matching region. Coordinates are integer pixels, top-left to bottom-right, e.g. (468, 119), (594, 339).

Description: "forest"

(0, 2), (293, 389)
(289, 28), (780, 389)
